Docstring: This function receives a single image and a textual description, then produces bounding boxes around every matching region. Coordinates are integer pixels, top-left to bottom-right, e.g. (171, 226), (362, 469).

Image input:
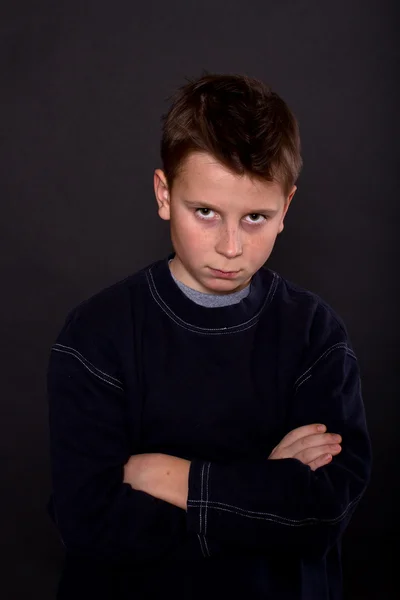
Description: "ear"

(154, 169), (171, 221)
(278, 185), (297, 234)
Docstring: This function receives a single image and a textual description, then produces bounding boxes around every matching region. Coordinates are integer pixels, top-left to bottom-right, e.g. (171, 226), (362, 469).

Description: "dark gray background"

(1, 1), (398, 598)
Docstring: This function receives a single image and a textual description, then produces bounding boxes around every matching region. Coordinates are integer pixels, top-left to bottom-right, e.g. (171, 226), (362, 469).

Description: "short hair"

(160, 73), (302, 196)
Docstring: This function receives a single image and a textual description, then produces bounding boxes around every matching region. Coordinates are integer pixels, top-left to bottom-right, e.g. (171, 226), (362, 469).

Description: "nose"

(215, 225), (243, 259)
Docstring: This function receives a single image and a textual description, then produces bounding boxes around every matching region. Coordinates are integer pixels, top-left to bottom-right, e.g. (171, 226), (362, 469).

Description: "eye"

(245, 214), (267, 225)
(195, 208), (216, 220)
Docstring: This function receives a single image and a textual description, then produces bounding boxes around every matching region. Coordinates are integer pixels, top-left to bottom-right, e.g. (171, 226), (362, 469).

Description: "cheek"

(172, 215), (210, 247)
(248, 227), (276, 247)
(244, 228), (280, 260)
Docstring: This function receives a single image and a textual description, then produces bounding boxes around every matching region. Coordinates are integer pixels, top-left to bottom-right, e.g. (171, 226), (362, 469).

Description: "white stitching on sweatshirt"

(52, 345), (124, 391)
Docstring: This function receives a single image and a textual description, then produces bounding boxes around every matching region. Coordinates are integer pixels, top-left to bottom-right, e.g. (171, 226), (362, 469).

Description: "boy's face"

(154, 152), (296, 295)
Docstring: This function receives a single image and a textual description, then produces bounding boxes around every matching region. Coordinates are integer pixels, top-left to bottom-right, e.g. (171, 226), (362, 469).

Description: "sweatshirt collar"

(146, 253), (277, 332)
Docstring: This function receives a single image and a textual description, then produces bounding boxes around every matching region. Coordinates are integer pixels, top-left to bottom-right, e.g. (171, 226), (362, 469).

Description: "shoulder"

(61, 260), (158, 334)
(265, 267), (351, 349)
(51, 259), (159, 368)
(68, 273), (141, 326)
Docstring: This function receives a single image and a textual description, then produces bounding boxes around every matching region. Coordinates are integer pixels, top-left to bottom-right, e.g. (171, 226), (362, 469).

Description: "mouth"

(209, 267), (240, 278)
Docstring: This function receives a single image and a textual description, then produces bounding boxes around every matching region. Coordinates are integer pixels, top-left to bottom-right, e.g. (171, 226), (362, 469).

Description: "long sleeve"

(186, 309), (372, 560)
(47, 305), (187, 562)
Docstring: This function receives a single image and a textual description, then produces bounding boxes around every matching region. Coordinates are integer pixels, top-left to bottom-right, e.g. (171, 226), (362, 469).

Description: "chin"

(205, 279), (245, 294)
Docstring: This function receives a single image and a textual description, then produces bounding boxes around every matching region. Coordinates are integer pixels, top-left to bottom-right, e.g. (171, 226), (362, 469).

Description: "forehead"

(175, 152), (285, 206)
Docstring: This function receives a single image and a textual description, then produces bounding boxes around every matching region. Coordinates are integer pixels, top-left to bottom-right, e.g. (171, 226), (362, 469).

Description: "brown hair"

(160, 73), (302, 196)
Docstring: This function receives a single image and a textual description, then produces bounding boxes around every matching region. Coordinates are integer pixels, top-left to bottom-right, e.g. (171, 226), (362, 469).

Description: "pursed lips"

(210, 267), (240, 274)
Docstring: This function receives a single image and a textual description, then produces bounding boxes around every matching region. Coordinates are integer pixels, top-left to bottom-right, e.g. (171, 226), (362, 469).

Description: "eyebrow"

(183, 199), (279, 214)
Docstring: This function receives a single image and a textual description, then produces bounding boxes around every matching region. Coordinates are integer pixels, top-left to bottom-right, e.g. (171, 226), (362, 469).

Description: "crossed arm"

(123, 423), (343, 511)
(48, 317), (371, 559)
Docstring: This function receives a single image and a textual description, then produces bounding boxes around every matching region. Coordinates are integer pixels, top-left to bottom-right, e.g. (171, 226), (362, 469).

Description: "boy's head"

(154, 73), (302, 295)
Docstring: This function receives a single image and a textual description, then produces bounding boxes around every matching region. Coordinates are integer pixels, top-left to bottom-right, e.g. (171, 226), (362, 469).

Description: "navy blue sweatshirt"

(47, 254), (371, 599)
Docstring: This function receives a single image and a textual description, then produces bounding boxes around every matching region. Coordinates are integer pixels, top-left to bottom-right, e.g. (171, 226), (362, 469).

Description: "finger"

(269, 438), (341, 461)
(277, 424), (327, 450)
(308, 453), (333, 472)
(294, 443), (342, 466)
(288, 432), (342, 456)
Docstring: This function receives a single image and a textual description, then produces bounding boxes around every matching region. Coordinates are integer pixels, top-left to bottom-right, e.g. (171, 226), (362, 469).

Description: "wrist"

(123, 453), (158, 491)
(123, 453), (190, 510)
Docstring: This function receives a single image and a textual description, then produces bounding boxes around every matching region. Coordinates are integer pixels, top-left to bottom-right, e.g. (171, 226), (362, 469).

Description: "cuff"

(186, 459), (212, 535)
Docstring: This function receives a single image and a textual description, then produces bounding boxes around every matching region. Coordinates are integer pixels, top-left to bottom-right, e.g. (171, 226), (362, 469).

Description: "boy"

(47, 73), (371, 599)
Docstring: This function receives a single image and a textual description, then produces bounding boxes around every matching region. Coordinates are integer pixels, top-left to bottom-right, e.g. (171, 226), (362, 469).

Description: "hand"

(123, 453), (190, 510)
(123, 453), (153, 491)
(268, 424), (342, 471)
